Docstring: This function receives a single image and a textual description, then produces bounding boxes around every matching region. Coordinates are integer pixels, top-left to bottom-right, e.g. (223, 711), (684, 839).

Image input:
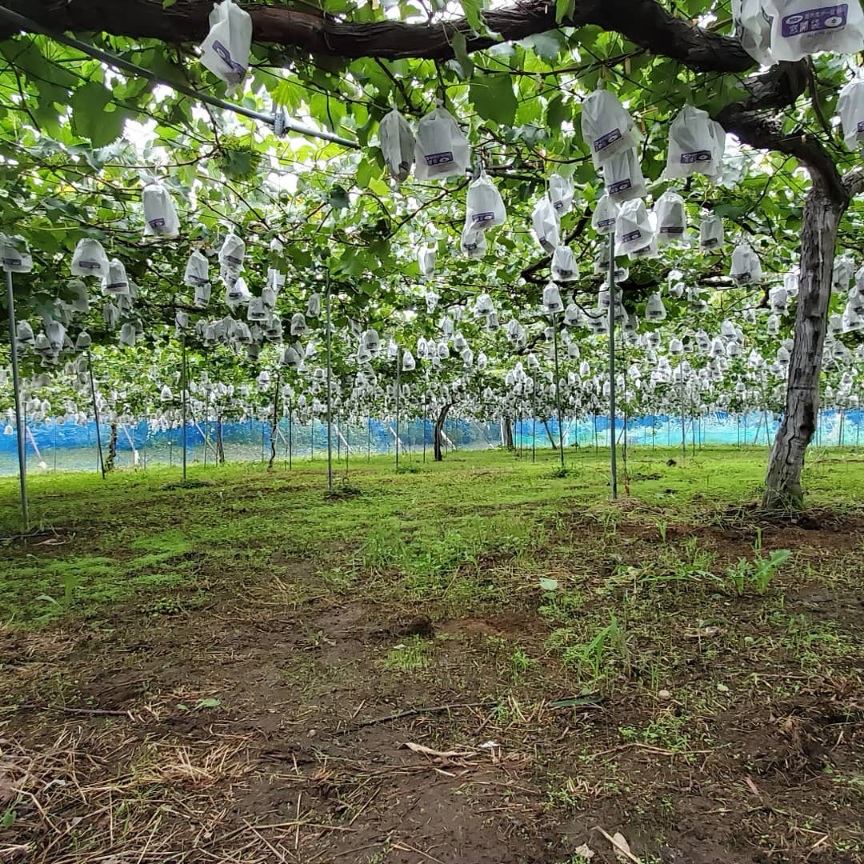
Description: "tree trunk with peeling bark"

(503, 417), (514, 450)
(106, 422), (118, 472)
(215, 415), (225, 465)
(543, 419), (558, 450)
(268, 374), (280, 472)
(434, 403), (451, 462)
(762, 183), (844, 509)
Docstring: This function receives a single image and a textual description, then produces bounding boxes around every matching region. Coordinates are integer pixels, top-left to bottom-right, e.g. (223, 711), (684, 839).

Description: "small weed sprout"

(36, 571), (82, 613)
(724, 547), (791, 596)
(510, 646), (532, 678)
(751, 549), (791, 594)
(563, 613), (630, 683)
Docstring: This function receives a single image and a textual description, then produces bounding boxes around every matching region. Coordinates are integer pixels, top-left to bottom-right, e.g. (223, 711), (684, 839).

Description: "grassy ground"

(1, 446), (864, 864)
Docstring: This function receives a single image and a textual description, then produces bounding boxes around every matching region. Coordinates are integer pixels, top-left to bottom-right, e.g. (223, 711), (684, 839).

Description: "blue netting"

(1, 411), (862, 475)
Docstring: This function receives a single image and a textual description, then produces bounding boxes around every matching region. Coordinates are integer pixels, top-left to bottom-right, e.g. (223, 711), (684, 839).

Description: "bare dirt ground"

(2, 503), (864, 864)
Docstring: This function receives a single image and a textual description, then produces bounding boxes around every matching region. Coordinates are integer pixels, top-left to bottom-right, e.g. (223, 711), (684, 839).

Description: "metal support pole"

(325, 270), (333, 491)
(5, 270), (28, 528)
(551, 314), (564, 471)
(344, 412), (349, 473)
(181, 333), (188, 482)
(607, 233), (618, 500)
(395, 351), (401, 472)
(532, 400), (536, 463)
(86, 349), (105, 479)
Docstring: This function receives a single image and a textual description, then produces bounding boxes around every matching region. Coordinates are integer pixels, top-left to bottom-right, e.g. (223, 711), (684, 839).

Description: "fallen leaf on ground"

(685, 626), (724, 638)
(612, 832), (634, 863)
(403, 742), (475, 759)
(596, 827), (642, 864)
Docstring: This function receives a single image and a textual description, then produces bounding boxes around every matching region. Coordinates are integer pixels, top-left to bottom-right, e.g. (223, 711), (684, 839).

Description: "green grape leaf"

(470, 74), (517, 127)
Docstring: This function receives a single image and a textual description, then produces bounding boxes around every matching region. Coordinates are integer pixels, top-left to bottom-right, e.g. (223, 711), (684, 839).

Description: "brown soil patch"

(2, 511), (864, 863)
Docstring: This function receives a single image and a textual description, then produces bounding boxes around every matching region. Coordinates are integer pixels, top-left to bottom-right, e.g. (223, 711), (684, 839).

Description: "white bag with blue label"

(532, 196), (560, 253)
(184, 251), (210, 288)
(732, 0), (773, 64)
(592, 193), (619, 235)
(581, 90), (637, 168)
(142, 184), (180, 237)
(603, 148), (646, 203)
(700, 214), (725, 251)
(838, 79), (864, 149)
(666, 106), (724, 179)
(653, 190), (687, 245)
(730, 243), (763, 284)
(615, 199), (655, 257)
(548, 173), (574, 215)
(460, 224), (487, 259)
(199, 0), (253, 92)
(414, 106), (471, 181)
(465, 172), (506, 231)
(551, 246), (578, 282)
(379, 108), (415, 183)
(764, 0), (864, 60)
(71, 239), (109, 278)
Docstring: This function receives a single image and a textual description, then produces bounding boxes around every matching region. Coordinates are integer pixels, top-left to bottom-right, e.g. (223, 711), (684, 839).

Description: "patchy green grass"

(3, 445), (864, 863)
(1, 444), (859, 627)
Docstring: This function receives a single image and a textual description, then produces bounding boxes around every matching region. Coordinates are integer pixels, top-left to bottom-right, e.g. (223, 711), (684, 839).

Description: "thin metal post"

(86, 349), (105, 479)
(423, 372), (428, 464)
(181, 334), (188, 482)
(395, 350), (401, 471)
(857, 400), (861, 450)
(288, 406), (293, 469)
(325, 270), (333, 491)
(551, 314), (564, 470)
(607, 233), (618, 500)
(344, 412), (349, 473)
(5, 269), (28, 528)
(531, 399), (536, 463)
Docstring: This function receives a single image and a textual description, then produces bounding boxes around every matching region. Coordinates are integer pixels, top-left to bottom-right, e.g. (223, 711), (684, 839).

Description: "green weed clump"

(724, 531), (791, 596)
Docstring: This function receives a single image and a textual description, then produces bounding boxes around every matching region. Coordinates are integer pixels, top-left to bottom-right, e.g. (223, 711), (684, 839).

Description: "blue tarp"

(2, 411), (863, 475)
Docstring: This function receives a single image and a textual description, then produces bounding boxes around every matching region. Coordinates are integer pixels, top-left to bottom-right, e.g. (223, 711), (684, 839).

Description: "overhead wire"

(0, 4), (360, 149)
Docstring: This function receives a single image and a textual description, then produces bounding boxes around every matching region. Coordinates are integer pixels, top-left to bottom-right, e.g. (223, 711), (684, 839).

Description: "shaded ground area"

(2, 448), (864, 863)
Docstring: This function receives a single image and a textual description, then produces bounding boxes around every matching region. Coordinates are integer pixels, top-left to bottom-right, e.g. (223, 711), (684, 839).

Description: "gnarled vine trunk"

(215, 415), (225, 465)
(268, 375), (280, 472)
(543, 418), (557, 450)
(434, 403), (451, 462)
(503, 416), (514, 450)
(105, 422), (118, 472)
(763, 182), (845, 510)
